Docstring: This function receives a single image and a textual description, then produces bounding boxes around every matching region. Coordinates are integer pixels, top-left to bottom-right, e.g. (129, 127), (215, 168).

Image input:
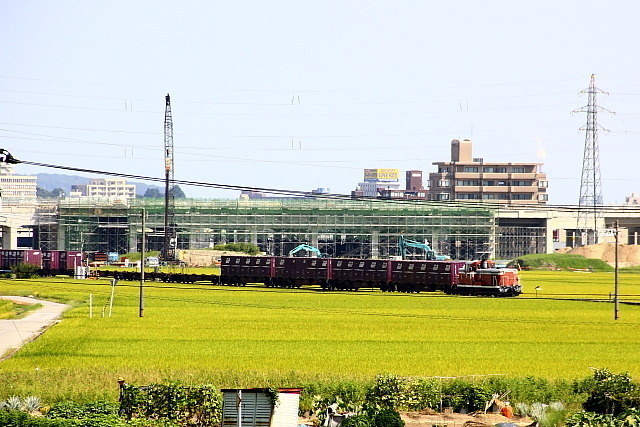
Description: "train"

(1, 248), (522, 297)
(219, 255), (523, 297)
(0, 249), (84, 276)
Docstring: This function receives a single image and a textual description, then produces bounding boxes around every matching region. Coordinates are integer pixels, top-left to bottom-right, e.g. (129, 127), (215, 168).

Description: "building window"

(437, 193), (450, 200)
(511, 167), (525, 173)
(495, 167), (507, 173)
(458, 193), (480, 199)
(482, 180), (495, 186)
(483, 167), (495, 173)
(538, 194), (549, 201)
(463, 167), (479, 173)
(482, 194), (496, 199)
(456, 180), (481, 186)
(438, 180), (450, 187)
(511, 194), (533, 200)
(538, 180), (548, 188)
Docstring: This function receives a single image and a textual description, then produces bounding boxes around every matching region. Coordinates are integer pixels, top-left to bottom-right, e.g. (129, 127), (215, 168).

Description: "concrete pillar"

(251, 226), (258, 246)
(371, 231), (379, 259)
(2, 226), (16, 249)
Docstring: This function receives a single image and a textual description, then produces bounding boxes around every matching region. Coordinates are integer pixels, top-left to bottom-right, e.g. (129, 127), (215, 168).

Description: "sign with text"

(364, 168), (399, 182)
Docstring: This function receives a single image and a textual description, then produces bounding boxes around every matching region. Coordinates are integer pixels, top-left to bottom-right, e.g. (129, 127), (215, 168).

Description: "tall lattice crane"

(574, 74), (612, 246)
(163, 93), (176, 261)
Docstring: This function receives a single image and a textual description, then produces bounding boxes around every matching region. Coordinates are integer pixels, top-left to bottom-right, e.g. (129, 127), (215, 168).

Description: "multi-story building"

(71, 178), (136, 199)
(406, 170), (424, 191)
(0, 164), (37, 202)
(352, 168), (401, 198)
(427, 139), (548, 204)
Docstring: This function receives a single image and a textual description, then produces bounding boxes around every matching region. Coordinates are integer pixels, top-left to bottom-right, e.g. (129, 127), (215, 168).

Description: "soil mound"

(561, 243), (640, 267)
(178, 250), (245, 267)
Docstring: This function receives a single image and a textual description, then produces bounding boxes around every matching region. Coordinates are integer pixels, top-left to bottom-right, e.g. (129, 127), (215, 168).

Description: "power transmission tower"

(573, 74), (613, 246)
(163, 93), (176, 261)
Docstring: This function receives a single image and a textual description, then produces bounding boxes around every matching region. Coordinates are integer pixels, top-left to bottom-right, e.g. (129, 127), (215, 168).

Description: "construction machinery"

(288, 244), (325, 257)
(398, 236), (450, 261)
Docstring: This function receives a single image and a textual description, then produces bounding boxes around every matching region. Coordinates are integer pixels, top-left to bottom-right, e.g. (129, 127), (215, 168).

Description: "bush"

(212, 243), (260, 255)
(11, 262), (39, 279)
(0, 410), (128, 426)
(372, 409), (404, 427)
(441, 380), (491, 413)
(120, 381), (221, 426)
(365, 374), (405, 410)
(578, 368), (636, 415)
(340, 414), (372, 427)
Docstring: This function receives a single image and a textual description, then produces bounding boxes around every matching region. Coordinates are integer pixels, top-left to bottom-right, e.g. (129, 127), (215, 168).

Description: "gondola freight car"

(220, 255), (521, 296)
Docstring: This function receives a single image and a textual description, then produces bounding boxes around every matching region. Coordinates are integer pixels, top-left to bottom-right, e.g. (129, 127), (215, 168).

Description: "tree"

(36, 187), (65, 198)
(36, 186), (51, 198)
(51, 188), (65, 198)
(143, 187), (163, 198)
(173, 185), (186, 198)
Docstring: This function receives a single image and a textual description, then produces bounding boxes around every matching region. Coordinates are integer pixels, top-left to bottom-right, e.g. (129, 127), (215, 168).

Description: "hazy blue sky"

(2, 0), (639, 204)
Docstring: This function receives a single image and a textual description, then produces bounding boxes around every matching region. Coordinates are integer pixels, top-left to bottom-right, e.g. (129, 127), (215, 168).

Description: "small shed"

(221, 388), (303, 427)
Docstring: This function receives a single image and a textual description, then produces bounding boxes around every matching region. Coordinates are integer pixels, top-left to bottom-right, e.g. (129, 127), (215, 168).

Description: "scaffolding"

(34, 197), (531, 260)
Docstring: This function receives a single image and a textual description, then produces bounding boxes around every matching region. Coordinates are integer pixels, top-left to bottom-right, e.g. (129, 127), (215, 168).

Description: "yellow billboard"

(364, 168), (399, 182)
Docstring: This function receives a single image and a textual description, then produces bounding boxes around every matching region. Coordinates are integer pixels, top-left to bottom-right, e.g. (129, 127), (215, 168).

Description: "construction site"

(34, 197), (531, 260)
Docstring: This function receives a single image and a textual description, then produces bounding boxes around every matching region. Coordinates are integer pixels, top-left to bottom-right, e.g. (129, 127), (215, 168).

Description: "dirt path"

(0, 296), (71, 360)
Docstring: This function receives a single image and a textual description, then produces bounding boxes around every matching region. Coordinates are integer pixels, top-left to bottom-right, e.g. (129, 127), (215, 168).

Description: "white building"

(71, 178), (136, 199)
(0, 164), (37, 202)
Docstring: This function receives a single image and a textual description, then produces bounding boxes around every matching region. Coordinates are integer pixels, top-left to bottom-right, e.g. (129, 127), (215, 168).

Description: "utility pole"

(140, 208), (145, 318)
(614, 220), (619, 320)
(163, 94), (176, 262)
(574, 74), (613, 246)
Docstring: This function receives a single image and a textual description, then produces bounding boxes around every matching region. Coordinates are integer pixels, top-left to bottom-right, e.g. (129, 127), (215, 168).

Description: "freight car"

(0, 249), (84, 276)
(220, 255), (522, 296)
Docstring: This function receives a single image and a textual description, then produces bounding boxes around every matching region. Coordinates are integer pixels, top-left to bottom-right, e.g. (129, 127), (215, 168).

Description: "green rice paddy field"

(1, 270), (639, 401)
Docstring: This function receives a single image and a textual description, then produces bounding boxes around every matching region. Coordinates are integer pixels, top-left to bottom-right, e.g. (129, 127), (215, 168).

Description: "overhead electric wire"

(7, 152), (640, 214)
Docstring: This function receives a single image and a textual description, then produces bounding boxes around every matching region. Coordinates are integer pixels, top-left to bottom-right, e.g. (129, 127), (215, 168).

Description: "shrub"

(47, 401), (86, 419)
(579, 368), (636, 415)
(120, 381), (221, 426)
(11, 262), (39, 279)
(213, 243), (260, 255)
(404, 378), (439, 411)
(372, 409), (404, 427)
(364, 374), (405, 410)
(340, 414), (372, 427)
(441, 380), (491, 413)
(0, 410), (128, 426)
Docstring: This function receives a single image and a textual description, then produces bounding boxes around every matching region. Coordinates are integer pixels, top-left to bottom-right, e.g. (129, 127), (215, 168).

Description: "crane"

(163, 94), (176, 262)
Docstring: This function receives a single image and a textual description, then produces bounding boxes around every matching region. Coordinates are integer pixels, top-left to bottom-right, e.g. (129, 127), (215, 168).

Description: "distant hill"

(33, 173), (165, 197)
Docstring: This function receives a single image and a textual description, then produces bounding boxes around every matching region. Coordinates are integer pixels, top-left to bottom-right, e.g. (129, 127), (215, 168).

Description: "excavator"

(288, 244), (326, 257)
(398, 236), (450, 261)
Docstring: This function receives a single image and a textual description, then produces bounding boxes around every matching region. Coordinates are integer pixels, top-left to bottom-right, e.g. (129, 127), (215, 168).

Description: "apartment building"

(427, 139), (548, 204)
(71, 178), (136, 199)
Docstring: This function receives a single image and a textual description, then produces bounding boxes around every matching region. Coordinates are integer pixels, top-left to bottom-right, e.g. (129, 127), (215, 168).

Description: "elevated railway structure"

(22, 198), (640, 259)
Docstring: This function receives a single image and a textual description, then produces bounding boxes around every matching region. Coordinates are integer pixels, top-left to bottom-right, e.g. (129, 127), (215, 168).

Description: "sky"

(1, 0), (639, 205)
